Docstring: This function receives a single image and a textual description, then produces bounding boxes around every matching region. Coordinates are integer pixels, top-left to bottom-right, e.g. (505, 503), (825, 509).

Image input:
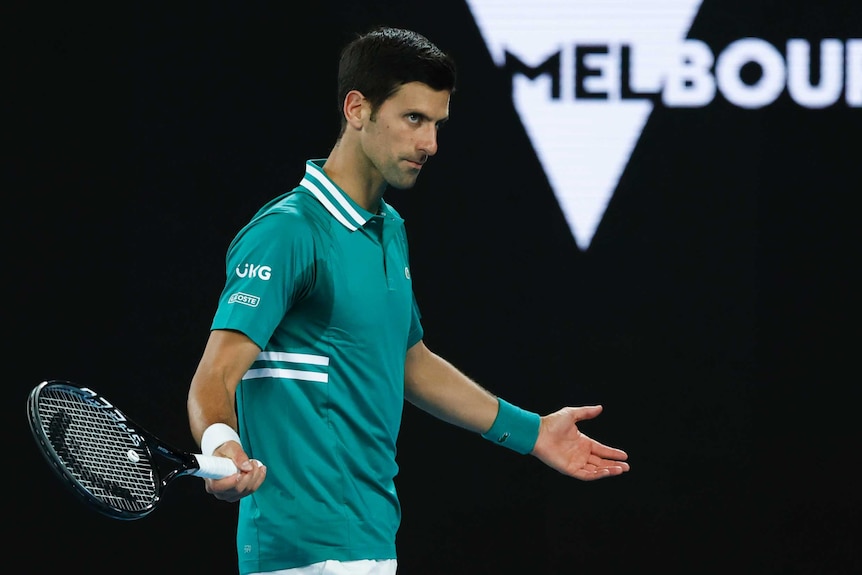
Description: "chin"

(388, 176), (419, 190)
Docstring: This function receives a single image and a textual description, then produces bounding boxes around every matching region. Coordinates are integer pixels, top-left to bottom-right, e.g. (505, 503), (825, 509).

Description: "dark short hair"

(336, 26), (456, 127)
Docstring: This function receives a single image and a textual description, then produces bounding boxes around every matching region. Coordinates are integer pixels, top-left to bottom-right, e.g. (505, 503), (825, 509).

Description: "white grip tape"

(201, 422), (242, 456)
(193, 454), (239, 479)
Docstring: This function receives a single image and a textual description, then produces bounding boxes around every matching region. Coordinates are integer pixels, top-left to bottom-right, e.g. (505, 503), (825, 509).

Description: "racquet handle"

(193, 454), (240, 479)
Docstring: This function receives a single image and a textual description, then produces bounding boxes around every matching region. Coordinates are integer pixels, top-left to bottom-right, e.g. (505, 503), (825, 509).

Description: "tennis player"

(187, 26), (630, 575)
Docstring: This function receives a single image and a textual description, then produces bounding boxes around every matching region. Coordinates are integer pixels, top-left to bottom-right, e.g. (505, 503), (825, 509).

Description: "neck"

(322, 141), (386, 212)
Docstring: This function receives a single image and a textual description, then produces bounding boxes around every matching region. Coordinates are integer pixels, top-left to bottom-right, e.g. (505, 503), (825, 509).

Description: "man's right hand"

(204, 441), (267, 502)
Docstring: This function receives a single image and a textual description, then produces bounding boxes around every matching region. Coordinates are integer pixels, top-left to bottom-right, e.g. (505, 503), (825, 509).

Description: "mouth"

(405, 156), (427, 170)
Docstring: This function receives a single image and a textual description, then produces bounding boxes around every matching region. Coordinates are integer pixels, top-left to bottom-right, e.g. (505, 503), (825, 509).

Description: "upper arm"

(193, 329), (262, 390)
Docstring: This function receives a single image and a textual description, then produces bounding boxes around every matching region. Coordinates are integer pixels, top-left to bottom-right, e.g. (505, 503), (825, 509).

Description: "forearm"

(187, 329), (260, 446)
(188, 372), (240, 447)
(404, 340), (499, 433)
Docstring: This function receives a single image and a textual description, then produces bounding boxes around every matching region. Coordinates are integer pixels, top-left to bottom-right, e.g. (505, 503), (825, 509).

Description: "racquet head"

(28, 380), (168, 520)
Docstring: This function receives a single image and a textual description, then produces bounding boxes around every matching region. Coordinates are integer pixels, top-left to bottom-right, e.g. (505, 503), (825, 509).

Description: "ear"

(343, 90), (367, 129)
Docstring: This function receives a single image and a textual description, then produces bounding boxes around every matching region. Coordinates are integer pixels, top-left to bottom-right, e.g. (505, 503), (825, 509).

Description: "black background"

(8, 1), (861, 573)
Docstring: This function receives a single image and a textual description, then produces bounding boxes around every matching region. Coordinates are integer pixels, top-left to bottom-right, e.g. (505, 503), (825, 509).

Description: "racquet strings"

(35, 385), (158, 514)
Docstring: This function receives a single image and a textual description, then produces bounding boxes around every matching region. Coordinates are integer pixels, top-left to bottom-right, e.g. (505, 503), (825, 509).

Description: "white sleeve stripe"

(256, 351), (330, 366)
(242, 368), (329, 383)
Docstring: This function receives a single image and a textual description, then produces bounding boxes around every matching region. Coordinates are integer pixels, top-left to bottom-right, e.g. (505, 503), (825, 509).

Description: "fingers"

(205, 458), (267, 501)
(574, 460), (630, 481)
(593, 442), (629, 461)
(576, 469), (614, 481)
(568, 404), (603, 422)
(578, 428), (628, 461)
(588, 452), (631, 474)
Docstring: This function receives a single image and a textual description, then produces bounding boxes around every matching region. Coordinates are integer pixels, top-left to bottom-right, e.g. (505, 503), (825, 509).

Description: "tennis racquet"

(27, 379), (238, 520)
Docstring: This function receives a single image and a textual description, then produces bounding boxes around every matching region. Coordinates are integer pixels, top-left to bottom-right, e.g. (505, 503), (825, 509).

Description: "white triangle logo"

(465, 0), (704, 249)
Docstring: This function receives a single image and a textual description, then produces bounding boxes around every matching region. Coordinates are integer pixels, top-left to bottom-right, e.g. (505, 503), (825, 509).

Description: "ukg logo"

(465, 0), (861, 249)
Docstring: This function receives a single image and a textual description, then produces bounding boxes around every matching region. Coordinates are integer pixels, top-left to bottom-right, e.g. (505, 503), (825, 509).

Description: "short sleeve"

(211, 210), (316, 349)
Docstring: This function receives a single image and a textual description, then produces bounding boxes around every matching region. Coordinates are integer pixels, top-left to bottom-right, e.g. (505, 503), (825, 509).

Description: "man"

(187, 26), (629, 575)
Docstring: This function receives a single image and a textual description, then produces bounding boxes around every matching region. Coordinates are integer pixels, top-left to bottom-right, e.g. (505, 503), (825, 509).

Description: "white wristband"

(201, 423), (242, 456)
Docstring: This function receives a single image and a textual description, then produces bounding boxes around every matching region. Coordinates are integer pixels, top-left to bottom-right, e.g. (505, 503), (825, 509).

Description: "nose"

(418, 124), (439, 158)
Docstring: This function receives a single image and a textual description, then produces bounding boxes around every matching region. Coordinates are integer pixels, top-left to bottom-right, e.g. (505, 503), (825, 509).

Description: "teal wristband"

(481, 398), (540, 454)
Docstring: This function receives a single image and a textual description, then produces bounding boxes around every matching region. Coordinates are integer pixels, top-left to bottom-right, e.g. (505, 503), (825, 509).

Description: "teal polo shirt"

(210, 159), (424, 574)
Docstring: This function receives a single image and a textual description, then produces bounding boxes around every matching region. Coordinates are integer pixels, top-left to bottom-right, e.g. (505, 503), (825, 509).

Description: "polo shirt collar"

(299, 159), (376, 231)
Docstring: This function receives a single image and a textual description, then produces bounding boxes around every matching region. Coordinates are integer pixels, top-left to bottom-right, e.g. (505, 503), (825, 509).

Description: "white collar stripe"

(300, 176), (358, 231)
(305, 162), (368, 227)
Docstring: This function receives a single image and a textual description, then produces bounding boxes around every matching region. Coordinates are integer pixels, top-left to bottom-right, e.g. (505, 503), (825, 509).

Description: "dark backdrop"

(9, 1), (860, 574)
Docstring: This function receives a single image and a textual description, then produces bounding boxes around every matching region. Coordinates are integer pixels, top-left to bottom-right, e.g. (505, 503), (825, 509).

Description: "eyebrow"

(407, 110), (449, 125)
